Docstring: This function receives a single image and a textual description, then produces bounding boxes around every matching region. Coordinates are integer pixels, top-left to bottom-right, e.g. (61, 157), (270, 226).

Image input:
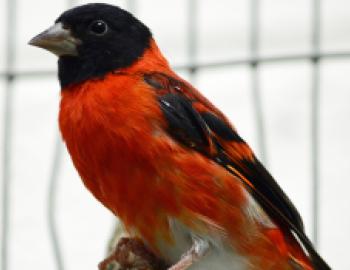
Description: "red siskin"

(29, 4), (330, 270)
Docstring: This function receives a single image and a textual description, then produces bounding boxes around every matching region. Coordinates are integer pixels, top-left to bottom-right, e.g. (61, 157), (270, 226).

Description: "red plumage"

(29, 4), (329, 269)
(59, 40), (312, 269)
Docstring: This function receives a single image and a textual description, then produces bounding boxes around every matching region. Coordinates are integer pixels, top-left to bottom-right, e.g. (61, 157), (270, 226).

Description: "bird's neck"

(58, 39), (170, 89)
(119, 39), (172, 75)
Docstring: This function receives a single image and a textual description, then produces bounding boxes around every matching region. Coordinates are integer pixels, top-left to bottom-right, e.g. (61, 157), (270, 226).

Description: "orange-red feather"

(59, 40), (313, 269)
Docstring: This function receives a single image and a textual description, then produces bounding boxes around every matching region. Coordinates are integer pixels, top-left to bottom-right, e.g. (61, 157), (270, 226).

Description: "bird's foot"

(167, 238), (209, 270)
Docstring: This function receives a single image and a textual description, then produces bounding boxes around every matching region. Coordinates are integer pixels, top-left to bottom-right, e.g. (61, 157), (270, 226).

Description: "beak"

(28, 22), (81, 56)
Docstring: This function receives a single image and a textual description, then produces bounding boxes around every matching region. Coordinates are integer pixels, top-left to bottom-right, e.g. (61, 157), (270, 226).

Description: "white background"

(0, 0), (349, 269)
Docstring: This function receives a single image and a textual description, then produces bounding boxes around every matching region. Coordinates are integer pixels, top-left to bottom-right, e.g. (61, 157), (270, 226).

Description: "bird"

(29, 3), (330, 270)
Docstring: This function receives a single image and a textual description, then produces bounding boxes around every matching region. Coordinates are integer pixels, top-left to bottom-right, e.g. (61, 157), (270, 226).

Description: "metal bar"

(47, 137), (64, 270)
(1, 0), (16, 268)
(1, 79), (14, 270)
(250, 0), (267, 164)
(175, 51), (350, 70)
(311, 0), (321, 248)
(1, 51), (350, 78)
(67, 0), (75, 7)
(46, 2), (77, 270)
(127, 0), (137, 13)
(187, 0), (198, 82)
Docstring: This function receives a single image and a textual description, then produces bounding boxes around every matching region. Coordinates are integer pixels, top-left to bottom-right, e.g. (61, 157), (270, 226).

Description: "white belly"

(155, 218), (251, 270)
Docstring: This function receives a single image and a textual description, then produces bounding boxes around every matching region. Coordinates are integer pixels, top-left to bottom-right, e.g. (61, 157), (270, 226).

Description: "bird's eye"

(89, 20), (108, 35)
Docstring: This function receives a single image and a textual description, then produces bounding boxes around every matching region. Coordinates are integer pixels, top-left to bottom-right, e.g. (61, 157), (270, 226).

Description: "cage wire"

(1, 0), (350, 270)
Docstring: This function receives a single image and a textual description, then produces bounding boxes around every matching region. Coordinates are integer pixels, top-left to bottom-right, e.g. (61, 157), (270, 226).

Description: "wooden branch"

(99, 223), (168, 270)
(99, 237), (168, 270)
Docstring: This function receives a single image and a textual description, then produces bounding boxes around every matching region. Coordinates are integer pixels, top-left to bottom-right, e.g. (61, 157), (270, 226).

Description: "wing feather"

(144, 72), (330, 270)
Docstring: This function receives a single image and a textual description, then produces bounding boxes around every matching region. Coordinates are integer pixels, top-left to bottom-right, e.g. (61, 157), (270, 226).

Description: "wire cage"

(1, 0), (350, 269)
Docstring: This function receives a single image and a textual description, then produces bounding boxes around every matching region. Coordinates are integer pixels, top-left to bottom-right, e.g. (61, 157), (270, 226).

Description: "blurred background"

(0, 0), (349, 269)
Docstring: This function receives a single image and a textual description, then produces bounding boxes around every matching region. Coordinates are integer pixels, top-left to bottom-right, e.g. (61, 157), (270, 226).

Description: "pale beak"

(28, 22), (81, 56)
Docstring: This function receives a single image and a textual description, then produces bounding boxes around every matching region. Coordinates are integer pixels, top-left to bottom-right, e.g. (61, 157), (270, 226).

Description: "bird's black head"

(29, 3), (152, 88)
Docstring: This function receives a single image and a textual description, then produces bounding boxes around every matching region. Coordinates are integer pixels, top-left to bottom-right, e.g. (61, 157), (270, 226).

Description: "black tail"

(308, 245), (331, 270)
(292, 229), (331, 270)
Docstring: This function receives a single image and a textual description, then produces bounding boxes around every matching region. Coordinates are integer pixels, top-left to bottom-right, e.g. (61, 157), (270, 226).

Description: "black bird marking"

(159, 93), (210, 152)
(147, 72), (330, 270)
(200, 112), (244, 142)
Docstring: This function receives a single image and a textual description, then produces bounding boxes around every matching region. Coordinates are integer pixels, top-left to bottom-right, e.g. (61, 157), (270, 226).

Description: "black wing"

(144, 72), (330, 270)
